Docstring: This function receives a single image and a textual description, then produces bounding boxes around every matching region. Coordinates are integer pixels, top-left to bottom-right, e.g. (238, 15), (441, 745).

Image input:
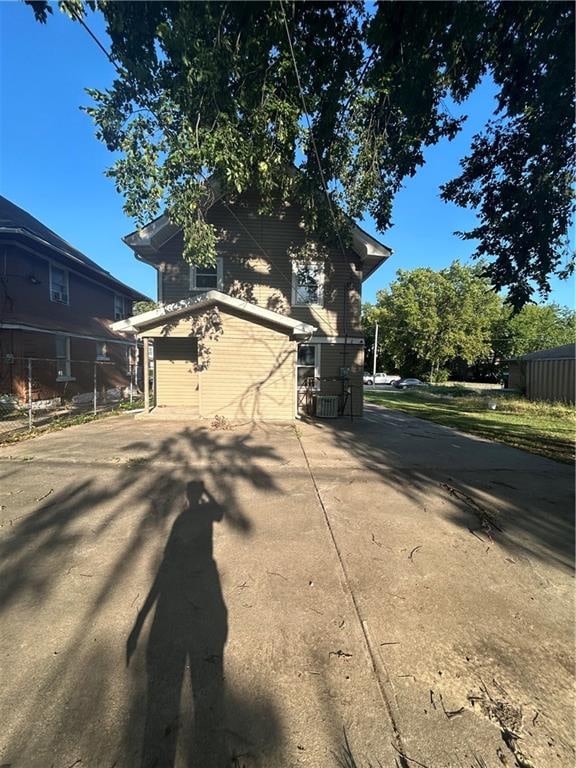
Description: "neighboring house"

(113, 192), (391, 419)
(0, 195), (149, 403)
(506, 343), (575, 404)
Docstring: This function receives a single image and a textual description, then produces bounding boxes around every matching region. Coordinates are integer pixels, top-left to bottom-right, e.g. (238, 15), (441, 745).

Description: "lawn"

(365, 386), (575, 464)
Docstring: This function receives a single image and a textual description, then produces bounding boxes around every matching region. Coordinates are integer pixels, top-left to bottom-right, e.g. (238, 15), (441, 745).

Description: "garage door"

(155, 338), (199, 408)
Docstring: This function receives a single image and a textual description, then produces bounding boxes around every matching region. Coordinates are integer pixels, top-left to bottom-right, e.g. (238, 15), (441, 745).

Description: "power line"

(279, 0), (346, 254)
(279, 0), (359, 365)
(62, 1), (123, 77)
(69, 3), (351, 338)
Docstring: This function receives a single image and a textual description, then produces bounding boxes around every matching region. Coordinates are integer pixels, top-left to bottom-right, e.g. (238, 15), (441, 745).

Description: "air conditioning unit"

(315, 395), (339, 418)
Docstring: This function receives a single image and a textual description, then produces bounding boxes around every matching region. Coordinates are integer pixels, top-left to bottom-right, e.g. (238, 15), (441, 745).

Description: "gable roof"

(111, 290), (317, 338)
(123, 194), (393, 281)
(0, 195), (150, 301)
(510, 343), (576, 362)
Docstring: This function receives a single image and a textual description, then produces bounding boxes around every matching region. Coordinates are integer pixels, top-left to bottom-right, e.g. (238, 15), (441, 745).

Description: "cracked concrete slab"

(0, 405), (573, 767)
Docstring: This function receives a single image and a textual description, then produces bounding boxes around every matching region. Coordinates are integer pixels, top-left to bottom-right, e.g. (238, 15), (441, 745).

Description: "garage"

(118, 293), (316, 420)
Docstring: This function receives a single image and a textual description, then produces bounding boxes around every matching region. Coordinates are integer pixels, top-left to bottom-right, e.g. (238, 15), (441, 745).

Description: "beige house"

(113, 194), (391, 420)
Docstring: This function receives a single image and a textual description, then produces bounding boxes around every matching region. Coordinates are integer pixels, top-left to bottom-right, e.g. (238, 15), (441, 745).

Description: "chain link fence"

(0, 356), (145, 439)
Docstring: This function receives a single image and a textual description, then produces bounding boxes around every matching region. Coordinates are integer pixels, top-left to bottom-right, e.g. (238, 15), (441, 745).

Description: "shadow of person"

(127, 480), (228, 768)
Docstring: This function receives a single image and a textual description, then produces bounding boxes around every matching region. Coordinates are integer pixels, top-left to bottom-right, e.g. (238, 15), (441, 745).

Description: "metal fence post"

(93, 362), (97, 416)
(27, 358), (32, 431)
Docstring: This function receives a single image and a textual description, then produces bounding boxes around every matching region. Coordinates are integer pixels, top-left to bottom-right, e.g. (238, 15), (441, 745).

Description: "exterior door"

(154, 338), (199, 408)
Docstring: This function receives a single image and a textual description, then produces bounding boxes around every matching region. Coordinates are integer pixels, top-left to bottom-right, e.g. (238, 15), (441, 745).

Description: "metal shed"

(507, 343), (575, 404)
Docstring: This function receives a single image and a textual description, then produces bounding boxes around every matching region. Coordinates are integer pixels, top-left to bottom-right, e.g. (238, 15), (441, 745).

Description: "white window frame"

(114, 294), (131, 321)
(189, 257), (223, 291)
(49, 263), (69, 304)
(296, 343), (321, 391)
(291, 260), (325, 307)
(55, 336), (73, 380)
(96, 341), (109, 361)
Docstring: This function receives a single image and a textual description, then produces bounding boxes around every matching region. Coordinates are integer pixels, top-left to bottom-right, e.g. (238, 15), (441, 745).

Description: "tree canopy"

(365, 261), (503, 380)
(27, 0), (575, 306)
(363, 262), (575, 380)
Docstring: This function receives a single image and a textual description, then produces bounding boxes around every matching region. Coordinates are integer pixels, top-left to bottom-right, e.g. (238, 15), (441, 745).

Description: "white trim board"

(312, 336), (364, 345)
(113, 290), (317, 338)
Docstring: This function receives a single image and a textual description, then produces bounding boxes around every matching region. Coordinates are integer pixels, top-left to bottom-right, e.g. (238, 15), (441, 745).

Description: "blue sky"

(0, 2), (573, 308)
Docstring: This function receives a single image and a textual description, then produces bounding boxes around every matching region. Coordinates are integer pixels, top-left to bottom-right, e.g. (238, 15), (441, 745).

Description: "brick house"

(0, 195), (149, 405)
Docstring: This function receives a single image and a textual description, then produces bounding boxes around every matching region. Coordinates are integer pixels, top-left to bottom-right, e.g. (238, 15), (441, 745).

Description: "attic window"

(292, 261), (324, 306)
(189, 257), (223, 291)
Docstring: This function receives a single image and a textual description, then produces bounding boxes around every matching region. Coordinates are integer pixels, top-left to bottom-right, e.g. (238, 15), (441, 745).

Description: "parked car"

(363, 372), (401, 385)
(393, 377), (428, 389)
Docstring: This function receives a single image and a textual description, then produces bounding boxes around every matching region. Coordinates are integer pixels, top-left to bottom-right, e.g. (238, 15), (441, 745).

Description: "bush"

(430, 368), (450, 384)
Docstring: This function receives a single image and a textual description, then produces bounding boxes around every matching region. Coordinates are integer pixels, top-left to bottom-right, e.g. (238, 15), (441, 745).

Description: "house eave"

(112, 290), (317, 339)
(123, 199), (393, 280)
(0, 226), (151, 301)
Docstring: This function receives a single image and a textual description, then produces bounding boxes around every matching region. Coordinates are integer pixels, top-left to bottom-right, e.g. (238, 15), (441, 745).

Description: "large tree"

(494, 303), (576, 360)
(27, 0), (575, 305)
(366, 261), (503, 380)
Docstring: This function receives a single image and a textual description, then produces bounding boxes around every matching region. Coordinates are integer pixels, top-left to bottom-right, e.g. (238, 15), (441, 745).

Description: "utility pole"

(372, 323), (379, 380)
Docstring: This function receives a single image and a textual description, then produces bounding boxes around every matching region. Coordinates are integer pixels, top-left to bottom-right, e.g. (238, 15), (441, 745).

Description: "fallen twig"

(468, 528), (486, 543)
(390, 741), (431, 768)
(329, 649), (352, 658)
(35, 488), (54, 502)
(439, 692), (464, 719)
(408, 545), (422, 562)
(266, 570), (287, 581)
(440, 482), (503, 539)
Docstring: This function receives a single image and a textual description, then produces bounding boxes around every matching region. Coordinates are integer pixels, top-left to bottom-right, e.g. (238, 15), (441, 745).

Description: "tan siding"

(200, 309), (295, 420)
(143, 306), (296, 419)
(155, 338), (199, 409)
(157, 195), (362, 338)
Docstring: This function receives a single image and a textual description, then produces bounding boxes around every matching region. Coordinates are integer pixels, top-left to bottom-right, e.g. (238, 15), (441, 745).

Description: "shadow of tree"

(0, 425), (285, 767)
(311, 403), (575, 572)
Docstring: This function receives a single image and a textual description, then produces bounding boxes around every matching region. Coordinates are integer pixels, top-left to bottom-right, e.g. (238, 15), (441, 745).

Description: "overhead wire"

(279, 0), (362, 370)
(67, 5), (345, 337)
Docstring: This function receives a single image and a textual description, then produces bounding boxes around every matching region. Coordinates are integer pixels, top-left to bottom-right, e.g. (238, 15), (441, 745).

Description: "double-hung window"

(50, 264), (69, 304)
(96, 342), (109, 361)
(189, 257), (223, 291)
(292, 261), (324, 306)
(296, 344), (320, 390)
(114, 294), (131, 320)
(55, 336), (72, 380)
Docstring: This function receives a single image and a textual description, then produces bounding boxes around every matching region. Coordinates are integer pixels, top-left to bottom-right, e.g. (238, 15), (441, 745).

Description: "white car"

(363, 372), (401, 386)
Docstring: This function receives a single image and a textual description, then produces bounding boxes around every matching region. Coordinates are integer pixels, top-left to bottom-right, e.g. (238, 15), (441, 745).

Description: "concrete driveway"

(0, 404), (573, 768)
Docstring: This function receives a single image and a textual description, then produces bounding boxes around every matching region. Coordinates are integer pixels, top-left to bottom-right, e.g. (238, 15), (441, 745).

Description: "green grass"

(365, 387), (575, 464)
